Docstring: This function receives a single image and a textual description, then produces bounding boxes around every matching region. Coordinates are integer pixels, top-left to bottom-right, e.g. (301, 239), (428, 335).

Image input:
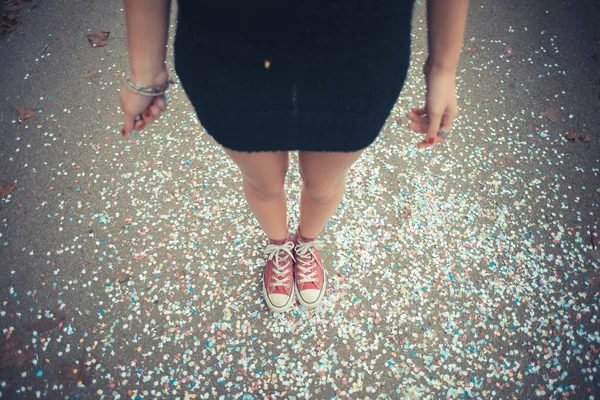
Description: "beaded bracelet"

(126, 78), (173, 97)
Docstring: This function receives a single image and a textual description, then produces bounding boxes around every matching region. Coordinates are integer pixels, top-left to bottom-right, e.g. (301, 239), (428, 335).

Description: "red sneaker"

(293, 231), (327, 309)
(261, 236), (295, 313)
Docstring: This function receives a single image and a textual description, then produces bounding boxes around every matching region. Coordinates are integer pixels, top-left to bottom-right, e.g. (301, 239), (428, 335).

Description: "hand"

(407, 59), (459, 148)
(119, 69), (169, 136)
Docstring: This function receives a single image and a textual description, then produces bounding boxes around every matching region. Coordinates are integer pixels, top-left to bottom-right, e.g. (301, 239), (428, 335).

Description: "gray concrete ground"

(1, 0), (599, 399)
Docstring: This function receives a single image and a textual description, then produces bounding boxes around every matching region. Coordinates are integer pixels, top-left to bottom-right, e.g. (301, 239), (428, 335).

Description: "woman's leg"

(223, 148), (290, 241)
(297, 150), (365, 239)
(291, 149), (365, 309)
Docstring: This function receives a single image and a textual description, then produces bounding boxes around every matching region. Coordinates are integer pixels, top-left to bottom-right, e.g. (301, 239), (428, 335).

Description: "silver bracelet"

(126, 78), (173, 97)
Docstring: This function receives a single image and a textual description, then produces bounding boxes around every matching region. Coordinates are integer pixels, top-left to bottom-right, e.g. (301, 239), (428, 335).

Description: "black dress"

(174, 0), (415, 152)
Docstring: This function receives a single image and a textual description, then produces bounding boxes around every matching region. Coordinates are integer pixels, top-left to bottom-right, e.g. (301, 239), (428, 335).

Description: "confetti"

(0, 1), (599, 399)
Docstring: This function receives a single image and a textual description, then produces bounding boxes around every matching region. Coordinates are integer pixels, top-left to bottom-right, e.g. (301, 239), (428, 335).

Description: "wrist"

(129, 66), (169, 87)
(426, 56), (458, 74)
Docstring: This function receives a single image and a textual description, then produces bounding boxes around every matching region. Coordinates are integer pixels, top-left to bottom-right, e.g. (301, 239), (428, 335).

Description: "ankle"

(269, 234), (291, 245)
(297, 227), (318, 242)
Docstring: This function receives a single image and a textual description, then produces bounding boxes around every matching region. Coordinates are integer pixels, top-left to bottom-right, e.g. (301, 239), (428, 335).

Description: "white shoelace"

(294, 240), (323, 284)
(263, 241), (295, 288)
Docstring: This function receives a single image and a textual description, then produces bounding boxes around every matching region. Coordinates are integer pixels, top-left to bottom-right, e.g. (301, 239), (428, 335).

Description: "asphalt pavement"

(0, 0), (599, 399)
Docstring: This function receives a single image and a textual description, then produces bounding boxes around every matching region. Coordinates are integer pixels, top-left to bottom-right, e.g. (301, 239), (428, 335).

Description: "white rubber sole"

(262, 277), (296, 313)
(295, 270), (327, 309)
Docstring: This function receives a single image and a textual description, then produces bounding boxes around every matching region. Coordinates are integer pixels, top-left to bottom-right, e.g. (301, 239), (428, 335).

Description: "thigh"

(298, 150), (365, 192)
(223, 148), (290, 191)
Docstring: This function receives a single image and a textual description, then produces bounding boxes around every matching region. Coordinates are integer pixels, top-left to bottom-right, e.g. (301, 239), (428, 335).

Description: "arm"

(120, 0), (171, 135)
(124, 0), (171, 85)
(426, 0), (469, 73)
(407, 0), (469, 148)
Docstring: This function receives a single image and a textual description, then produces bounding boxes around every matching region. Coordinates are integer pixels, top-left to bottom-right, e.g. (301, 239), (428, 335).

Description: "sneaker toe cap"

(299, 289), (322, 304)
(269, 293), (293, 308)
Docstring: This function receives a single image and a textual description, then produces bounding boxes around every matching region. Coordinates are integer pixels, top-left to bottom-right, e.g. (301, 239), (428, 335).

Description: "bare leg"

(223, 148), (290, 241)
(297, 150), (365, 238)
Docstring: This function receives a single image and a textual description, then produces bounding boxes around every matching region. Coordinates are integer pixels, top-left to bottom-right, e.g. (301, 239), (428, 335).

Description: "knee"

(302, 177), (345, 204)
(244, 176), (285, 200)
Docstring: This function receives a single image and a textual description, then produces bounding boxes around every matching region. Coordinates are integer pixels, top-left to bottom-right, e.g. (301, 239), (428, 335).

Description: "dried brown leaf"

(82, 69), (101, 79)
(541, 108), (560, 123)
(503, 44), (514, 57)
(57, 354), (98, 385)
(0, 335), (34, 375)
(83, 353), (100, 366)
(17, 108), (35, 121)
(399, 206), (412, 220)
(1, 18), (17, 28)
(565, 131), (578, 140)
(567, 131), (592, 142)
(3, 3), (25, 12)
(117, 273), (131, 283)
(26, 311), (66, 333)
(0, 182), (16, 198)
(0, 2), (21, 36)
(87, 31), (109, 47)
(0, 19), (17, 36)
(465, 43), (478, 53)
(9, 347), (32, 369)
(57, 363), (80, 381)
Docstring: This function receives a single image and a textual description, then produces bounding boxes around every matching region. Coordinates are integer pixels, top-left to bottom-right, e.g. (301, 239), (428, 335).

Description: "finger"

(150, 102), (163, 120)
(149, 103), (161, 119)
(141, 109), (154, 126)
(147, 97), (161, 118)
(122, 111), (136, 136)
(440, 113), (455, 132)
(442, 106), (458, 131)
(134, 118), (145, 132)
(407, 111), (429, 124)
(408, 122), (429, 134)
(410, 107), (427, 116)
(419, 111), (443, 148)
(154, 96), (168, 113)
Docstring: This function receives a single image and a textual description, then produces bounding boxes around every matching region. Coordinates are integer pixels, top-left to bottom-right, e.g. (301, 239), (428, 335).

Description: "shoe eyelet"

(286, 284), (290, 288)
(316, 278), (319, 282)
(269, 283), (273, 287)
